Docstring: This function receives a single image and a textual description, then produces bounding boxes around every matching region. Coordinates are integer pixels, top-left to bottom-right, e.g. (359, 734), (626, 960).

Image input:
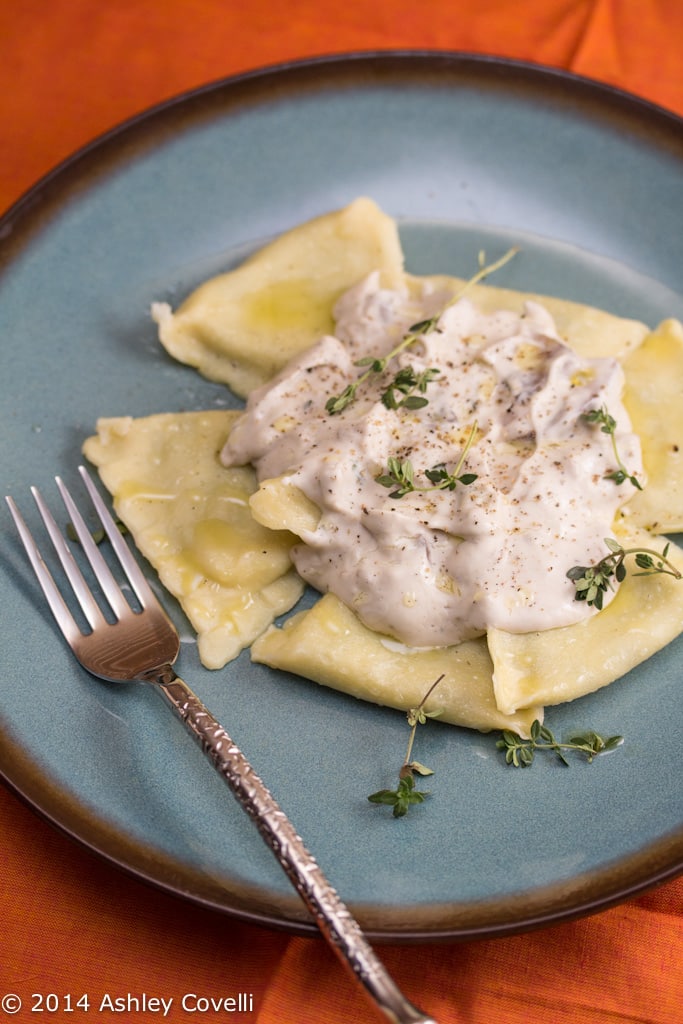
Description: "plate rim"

(3, 720), (682, 942)
(3, 49), (682, 245)
(2, 50), (682, 942)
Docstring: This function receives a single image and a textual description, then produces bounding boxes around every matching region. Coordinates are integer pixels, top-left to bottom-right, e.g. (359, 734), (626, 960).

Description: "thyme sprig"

(369, 680), (622, 817)
(368, 674), (444, 817)
(497, 719), (623, 767)
(582, 406), (642, 489)
(325, 247), (519, 415)
(567, 537), (681, 609)
(380, 365), (441, 410)
(376, 422), (478, 499)
(324, 337), (420, 415)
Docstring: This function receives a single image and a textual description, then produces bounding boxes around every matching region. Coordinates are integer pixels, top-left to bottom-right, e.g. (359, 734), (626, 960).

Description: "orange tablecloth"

(2, 3), (682, 1022)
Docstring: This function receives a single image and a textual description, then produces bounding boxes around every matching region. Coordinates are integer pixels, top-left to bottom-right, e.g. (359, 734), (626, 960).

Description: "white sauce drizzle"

(221, 274), (643, 647)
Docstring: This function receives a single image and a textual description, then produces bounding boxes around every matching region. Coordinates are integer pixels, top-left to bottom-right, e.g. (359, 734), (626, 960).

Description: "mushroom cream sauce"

(221, 272), (642, 648)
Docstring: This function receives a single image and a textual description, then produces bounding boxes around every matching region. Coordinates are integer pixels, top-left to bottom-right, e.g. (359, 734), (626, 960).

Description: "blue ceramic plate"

(2, 54), (682, 940)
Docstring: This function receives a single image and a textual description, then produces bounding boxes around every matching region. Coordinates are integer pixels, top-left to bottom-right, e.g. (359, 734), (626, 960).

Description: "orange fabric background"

(1, 2), (682, 1022)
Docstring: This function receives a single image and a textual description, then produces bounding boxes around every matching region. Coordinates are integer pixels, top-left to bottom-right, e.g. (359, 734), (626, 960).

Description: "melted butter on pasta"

(151, 197), (404, 398)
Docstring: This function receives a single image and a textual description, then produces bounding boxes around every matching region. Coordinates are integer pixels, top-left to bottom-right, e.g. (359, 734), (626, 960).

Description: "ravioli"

(84, 199), (683, 735)
(621, 318), (683, 533)
(487, 525), (683, 714)
(152, 197), (405, 397)
(82, 411), (304, 669)
(405, 273), (650, 360)
(252, 593), (542, 735)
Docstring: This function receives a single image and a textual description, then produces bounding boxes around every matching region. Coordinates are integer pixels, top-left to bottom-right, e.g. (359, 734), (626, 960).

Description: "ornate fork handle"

(155, 670), (437, 1024)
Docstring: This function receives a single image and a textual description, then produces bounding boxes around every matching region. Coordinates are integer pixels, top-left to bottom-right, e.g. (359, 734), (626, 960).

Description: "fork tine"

(30, 484), (108, 631)
(5, 494), (84, 645)
(77, 465), (159, 611)
(54, 475), (131, 622)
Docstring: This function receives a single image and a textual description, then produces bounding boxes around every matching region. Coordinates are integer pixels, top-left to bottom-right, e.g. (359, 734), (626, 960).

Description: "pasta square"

(83, 411), (304, 669)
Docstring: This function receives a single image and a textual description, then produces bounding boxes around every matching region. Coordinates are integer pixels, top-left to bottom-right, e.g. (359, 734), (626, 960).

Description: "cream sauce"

(221, 273), (643, 647)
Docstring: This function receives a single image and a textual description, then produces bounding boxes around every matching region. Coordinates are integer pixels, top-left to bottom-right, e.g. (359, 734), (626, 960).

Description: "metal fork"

(6, 466), (437, 1024)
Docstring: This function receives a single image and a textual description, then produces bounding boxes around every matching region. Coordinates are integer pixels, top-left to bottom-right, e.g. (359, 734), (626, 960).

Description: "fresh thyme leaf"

(407, 317), (436, 335)
(375, 455), (416, 498)
(376, 457), (418, 498)
(326, 247), (518, 415)
(424, 464), (478, 489)
(380, 365), (441, 410)
(582, 405), (643, 489)
(583, 407), (617, 433)
(497, 720), (623, 767)
(325, 384), (358, 415)
(367, 775), (427, 818)
(567, 538), (681, 608)
(376, 422), (478, 499)
(355, 355), (387, 371)
(424, 464), (449, 486)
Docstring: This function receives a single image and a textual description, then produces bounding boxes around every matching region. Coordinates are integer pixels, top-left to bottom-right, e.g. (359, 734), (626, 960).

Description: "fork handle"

(155, 672), (438, 1024)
